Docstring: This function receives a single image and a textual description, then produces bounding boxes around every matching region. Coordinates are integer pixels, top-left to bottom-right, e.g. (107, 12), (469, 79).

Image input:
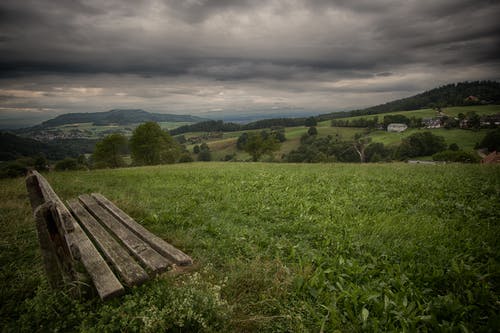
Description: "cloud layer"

(1, 0), (499, 125)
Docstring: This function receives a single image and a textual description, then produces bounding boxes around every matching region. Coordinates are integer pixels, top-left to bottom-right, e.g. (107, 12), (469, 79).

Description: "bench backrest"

(26, 170), (124, 300)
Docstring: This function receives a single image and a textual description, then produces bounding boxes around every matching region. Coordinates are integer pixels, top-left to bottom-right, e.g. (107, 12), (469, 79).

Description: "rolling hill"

(40, 109), (207, 127)
(318, 80), (500, 121)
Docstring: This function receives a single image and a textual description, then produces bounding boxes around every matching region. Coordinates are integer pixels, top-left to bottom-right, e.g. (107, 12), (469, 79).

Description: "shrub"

(478, 129), (500, 152)
(432, 150), (480, 163)
(0, 161), (28, 178)
(54, 158), (79, 171)
(396, 132), (446, 159)
(179, 153), (194, 163)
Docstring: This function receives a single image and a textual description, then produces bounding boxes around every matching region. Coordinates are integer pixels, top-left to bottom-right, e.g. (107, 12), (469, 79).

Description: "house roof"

(481, 151), (500, 164)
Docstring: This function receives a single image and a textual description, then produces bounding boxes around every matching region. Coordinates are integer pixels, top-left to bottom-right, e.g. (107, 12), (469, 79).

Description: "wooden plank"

(92, 193), (193, 266)
(26, 171), (124, 300)
(52, 200), (125, 301)
(78, 194), (171, 273)
(68, 199), (149, 287)
(33, 202), (64, 289)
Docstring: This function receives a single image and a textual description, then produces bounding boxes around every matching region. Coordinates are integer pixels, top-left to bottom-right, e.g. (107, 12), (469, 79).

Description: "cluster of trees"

(395, 132), (446, 159)
(287, 127), (392, 163)
(171, 117), (317, 136)
(192, 143), (212, 162)
(0, 132), (95, 161)
(285, 128), (480, 163)
(91, 122), (183, 168)
(236, 129), (285, 161)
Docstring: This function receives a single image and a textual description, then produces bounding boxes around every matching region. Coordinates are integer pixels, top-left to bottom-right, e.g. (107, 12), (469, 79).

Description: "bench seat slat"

(78, 194), (171, 273)
(68, 199), (149, 287)
(92, 193), (193, 266)
(54, 204), (125, 301)
(68, 224), (125, 301)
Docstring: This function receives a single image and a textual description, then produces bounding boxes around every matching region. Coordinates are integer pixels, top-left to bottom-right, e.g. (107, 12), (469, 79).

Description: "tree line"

(285, 126), (484, 163)
(170, 117), (317, 136)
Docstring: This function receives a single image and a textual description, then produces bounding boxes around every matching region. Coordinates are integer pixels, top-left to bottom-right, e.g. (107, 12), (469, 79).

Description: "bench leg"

(34, 202), (64, 289)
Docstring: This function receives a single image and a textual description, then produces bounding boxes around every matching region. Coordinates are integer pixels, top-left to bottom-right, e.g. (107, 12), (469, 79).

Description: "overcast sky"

(1, 0), (499, 126)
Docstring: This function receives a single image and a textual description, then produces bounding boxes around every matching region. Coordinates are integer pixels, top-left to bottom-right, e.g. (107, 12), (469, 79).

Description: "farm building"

(387, 123), (408, 132)
(481, 151), (500, 164)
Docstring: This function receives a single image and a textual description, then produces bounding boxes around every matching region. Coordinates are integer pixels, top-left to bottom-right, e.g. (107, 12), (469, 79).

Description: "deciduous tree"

(130, 122), (180, 165)
(93, 133), (128, 168)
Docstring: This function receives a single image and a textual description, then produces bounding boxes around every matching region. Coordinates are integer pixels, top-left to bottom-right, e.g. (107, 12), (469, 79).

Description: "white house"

(387, 123), (408, 132)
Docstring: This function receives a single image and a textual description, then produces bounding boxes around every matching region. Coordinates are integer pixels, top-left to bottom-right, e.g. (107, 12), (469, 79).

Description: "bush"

(307, 126), (318, 136)
(198, 150), (212, 162)
(54, 158), (79, 171)
(92, 133), (128, 169)
(432, 150), (480, 163)
(0, 161), (28, 178)
(179, 153), (194, 163)
(396, 132), (446, 159)
(478, 129), (500, 152)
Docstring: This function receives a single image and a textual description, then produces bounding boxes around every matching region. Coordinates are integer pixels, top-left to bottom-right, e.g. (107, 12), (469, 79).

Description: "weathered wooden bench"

(25, 170), (192, 300)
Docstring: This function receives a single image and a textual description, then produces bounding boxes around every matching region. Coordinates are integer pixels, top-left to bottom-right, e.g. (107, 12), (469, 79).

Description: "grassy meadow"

(189, 105), (500, 161)
(1, 162), (499, 332)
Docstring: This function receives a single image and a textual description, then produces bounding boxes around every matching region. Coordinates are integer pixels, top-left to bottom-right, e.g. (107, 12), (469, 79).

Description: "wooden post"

(33, 202), (64, 289)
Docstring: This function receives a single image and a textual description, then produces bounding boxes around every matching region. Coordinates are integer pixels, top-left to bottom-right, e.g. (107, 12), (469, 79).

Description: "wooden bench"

(25, 170), (192, 300)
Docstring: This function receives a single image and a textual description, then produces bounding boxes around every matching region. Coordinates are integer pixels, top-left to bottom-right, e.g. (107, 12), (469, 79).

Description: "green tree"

(93, 133), (128, 168)
(198, 143), (212, 161)
(466, 111), (480, 129)
(54, 158), (79, 171)
(396, 132), (446, 159)
(244, 131), (280, 161)
(130, 122), (181, 165)
(34, 155), (48, 172)
(305, 116), (317, 127)
(236, 133), (249, 150)
(479, 129), (500, 152)
(307, 126), (318, 136)
(365, 142), (392, 162)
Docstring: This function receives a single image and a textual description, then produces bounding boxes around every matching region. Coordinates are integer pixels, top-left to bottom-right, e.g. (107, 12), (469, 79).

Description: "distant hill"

(41, 109), (207, 127)
(318, 80), (500, 121)
(0, 132), (96, 161)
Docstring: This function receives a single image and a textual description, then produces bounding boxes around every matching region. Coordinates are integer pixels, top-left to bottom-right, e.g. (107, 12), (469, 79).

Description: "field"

(1, 163), (499, 332)
(202, 125), (490, 161)
(185, 105), (500, 161)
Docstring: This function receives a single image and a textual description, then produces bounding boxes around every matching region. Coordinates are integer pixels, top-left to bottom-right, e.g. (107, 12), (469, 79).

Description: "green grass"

(1, 163), (499, 331)
(368, 128), (489, 151)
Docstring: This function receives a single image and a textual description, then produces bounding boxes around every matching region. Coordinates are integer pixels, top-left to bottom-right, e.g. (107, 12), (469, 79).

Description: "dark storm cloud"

(0, 0), (499, 120)
(1, 0), (498, 77)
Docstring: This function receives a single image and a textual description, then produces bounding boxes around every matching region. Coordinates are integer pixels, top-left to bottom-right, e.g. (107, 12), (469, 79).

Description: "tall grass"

(1, 163), (499, 331)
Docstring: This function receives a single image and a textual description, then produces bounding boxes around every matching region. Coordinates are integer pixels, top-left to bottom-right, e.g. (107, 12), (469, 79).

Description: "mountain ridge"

(40, 109), (208, 127)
